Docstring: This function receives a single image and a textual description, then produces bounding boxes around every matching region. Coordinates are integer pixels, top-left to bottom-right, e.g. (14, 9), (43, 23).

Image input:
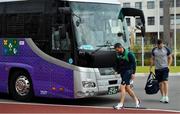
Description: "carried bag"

(145, 72), (159, 95)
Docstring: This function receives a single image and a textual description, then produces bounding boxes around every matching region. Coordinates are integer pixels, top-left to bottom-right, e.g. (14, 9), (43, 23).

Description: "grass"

(137, 66), (180, 73)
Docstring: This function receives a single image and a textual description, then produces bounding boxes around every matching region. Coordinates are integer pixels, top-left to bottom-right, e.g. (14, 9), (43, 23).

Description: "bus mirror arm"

(141, 26), (145, 37)
(120, 8), (146, 37)
(136, 24), (145, 37)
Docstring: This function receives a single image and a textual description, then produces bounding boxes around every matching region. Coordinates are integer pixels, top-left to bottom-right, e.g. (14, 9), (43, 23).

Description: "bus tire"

(9, 71), (34, 101)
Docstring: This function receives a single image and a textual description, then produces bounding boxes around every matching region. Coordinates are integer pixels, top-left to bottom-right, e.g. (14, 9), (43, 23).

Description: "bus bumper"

(74, 68), (121, 98)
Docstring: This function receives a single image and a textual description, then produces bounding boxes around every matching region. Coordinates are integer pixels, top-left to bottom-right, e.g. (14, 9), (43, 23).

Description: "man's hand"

(131, 74), (135, 80)
(150, 56), (154, 72)
(149, 66), (152, 72)
(114, 72), (118, 75)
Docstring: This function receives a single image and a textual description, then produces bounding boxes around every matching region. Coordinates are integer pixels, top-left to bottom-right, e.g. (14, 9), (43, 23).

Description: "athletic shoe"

(113, 103), (123, 110)
(164, 96), (169, 103)
(135, 99), (141, 108)
(160, 97), (165, 103)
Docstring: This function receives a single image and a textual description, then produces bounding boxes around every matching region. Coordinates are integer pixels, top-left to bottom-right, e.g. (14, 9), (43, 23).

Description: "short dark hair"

(157, 39), (163, 45)
(114, 43), (123, 49)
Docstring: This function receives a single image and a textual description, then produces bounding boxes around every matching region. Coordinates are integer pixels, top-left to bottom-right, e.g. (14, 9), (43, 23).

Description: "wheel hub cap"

(15, 76), (30, 96)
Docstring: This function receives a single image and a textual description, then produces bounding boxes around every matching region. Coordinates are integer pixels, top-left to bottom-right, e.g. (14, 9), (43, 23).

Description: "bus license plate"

(108, 86), (118, 95)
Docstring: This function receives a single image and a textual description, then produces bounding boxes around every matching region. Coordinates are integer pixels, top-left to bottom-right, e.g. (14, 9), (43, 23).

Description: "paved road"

(0, 76), (180, 112)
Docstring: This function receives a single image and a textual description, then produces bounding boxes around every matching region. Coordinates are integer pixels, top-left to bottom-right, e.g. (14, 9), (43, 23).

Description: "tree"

(163, 0), (172, 48)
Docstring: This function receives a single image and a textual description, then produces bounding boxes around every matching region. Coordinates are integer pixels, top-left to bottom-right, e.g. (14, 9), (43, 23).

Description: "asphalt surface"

(0, 75), (180, 112)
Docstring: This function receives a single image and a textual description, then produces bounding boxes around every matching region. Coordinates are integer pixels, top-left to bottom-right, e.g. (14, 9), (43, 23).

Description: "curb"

(136, 73), (180, 77)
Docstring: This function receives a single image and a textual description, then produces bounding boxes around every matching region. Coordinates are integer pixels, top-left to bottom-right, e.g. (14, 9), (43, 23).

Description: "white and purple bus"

(0, 0), (145, 101)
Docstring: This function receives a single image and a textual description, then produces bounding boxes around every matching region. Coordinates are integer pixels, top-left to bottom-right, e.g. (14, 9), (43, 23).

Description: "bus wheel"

(9, 71), (34, 101)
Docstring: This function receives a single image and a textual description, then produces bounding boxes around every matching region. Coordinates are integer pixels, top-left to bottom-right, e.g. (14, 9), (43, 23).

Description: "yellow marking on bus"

(52, 87), (56, 91)
(14, 40), (17, 44)
(59, 88), (64, 92)
(3, 40), (8, 45)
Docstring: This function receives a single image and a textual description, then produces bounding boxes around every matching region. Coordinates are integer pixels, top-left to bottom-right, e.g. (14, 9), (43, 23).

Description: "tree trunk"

(163, 0), (172, 48)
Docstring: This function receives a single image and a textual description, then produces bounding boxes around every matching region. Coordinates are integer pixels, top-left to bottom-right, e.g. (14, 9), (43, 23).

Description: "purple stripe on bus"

(0, 39), (74, 98)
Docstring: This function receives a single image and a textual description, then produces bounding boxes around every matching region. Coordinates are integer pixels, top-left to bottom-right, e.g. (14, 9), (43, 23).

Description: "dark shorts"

(155, 67), (169, 83)
(120, 70), (132, 85)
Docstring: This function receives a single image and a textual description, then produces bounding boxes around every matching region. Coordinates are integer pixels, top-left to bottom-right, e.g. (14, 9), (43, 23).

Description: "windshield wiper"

(91, 41), (114, 54)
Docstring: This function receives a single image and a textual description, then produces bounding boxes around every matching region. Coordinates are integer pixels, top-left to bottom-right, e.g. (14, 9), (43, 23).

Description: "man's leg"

(114, 72), (127, 109)
(162, 68), (169, 103)
(159, 81), (166, 102)
(114, 84), (126, 109)
(164, 81), (168, 96)
(156, 70), (166, 102)
(125, 85), (138, 102)
(164, 81), (169, 103)
(120, 84), (126, 104)
(160, 82), (165, 97)
(123, 70), (140, 108)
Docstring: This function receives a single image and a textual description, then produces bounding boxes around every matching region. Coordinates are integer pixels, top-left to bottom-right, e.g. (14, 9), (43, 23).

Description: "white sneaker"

(135, 99), (141, 108)
(160, 97), (165, 103)
(113, 103), (123, 110)
(164, 96), (169, 103)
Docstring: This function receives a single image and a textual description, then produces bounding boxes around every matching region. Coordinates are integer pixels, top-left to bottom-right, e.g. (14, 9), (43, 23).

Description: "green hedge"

(132, 45), (180, 66)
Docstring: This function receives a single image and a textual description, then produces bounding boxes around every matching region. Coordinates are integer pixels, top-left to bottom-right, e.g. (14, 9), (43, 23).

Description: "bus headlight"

(82, 81), (96, 88)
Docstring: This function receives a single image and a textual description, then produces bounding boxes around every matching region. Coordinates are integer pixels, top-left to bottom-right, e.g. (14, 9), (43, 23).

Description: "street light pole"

(174, 0), (177, 66)
(142, 36), (144, 67)
(157, 0), (160, 40)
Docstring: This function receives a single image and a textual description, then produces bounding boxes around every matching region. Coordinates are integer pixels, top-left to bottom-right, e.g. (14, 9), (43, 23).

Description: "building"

(120, 0), (180, 45)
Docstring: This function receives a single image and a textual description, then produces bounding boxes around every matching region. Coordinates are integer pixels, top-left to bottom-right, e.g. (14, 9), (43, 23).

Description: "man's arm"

(150, 55), (155, 72)
(128, 53), (136, 80)
(165, 46), (173, 67)
(168, 54), (173, 67)
(150, 48), (156, 72)
(128, 53), (136, 74)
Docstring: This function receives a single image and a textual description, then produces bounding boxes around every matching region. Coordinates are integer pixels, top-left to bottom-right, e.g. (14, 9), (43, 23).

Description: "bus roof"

(0, 0), (25, 2)
(64, 0), (121, 4)
(0, 0), (121, 4)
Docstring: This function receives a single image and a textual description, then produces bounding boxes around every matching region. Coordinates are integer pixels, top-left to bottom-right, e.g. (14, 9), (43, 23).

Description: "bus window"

(60, 32), (71, 51)
(0, 17), (2, 36)
(52, 24), (71, 51)
(52, 26), (60, 50)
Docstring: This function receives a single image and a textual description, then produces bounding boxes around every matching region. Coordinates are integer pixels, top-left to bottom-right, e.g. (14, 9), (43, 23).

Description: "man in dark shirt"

(113, 43), (140, 109)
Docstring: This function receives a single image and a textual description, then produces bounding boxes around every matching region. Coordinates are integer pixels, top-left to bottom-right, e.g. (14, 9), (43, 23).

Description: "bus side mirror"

(136, 24), (145, 37)
(58, 7), (71, 15)
(120, 8), (146, 37)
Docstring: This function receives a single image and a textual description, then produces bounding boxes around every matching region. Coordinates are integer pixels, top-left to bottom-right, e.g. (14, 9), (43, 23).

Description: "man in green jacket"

(113, 43), (140, 109)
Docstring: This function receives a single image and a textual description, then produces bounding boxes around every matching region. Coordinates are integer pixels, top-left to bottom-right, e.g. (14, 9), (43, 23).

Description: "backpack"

(116, 49), (136, 62)
(145, 72), (159, 95)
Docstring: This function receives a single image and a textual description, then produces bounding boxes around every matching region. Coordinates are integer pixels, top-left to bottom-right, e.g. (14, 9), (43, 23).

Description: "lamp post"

(142, 36), (144, 67)
(157, 0), (160, 40)
(174, 0), (177, 66)
(136, 24), (144, 67)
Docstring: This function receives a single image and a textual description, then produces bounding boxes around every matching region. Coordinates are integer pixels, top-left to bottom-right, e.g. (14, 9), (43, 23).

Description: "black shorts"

(120, 70), (132, 85)
(155, 67), (169, 83)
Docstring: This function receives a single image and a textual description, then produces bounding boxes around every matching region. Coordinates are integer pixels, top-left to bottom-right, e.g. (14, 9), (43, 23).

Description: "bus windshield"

(70, 2), (130, 51)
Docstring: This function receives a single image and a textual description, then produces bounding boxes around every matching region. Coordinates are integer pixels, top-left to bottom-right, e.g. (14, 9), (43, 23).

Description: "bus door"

(51, 7), (73, 64)
(51, 25), (72, 63)
(50, 6), (75, 97)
